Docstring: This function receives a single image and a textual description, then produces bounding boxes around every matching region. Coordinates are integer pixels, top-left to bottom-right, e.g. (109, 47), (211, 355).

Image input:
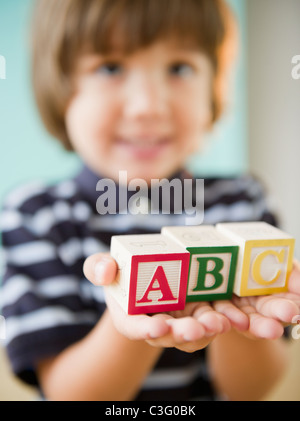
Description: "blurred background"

(0, 0), (299, 401)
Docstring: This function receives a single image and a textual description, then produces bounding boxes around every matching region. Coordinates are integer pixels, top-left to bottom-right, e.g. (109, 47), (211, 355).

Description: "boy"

(1, 0), (300, 401)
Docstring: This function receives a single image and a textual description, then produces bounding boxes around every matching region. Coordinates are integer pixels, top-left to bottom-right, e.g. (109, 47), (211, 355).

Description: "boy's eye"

(169, 63), (194, 77)
(96, 62), (123, 76)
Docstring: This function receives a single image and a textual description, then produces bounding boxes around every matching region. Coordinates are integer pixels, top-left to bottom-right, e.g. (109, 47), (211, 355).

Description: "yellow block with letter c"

(240, 239), (295, 296)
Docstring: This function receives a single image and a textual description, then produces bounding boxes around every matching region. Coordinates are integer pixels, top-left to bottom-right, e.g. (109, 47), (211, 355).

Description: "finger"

(248, 312), (284, 339)
(288, 261), (300, 295)
(146, 331), (212, 352)
(293, 259), (300, 272)
(147, 317), (207, 350)
(255, 296), (299, 324)
(213, 300), (249, 331)
(123, 314), (171, 341)
(165, 317), (206, 343)
(275, 292), (300, 307)
(172, 337), (214, 353)
(105, 292), (170, 340)
(192, 303), (231, 335)
(83, 253), (118, 286)
(232, 297), (284, 339)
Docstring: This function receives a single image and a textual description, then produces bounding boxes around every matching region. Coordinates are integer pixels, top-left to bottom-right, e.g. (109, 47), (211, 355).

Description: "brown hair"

(31, 0), (237, 150)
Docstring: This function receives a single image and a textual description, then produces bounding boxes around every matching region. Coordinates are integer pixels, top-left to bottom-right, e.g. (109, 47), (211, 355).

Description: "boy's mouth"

(115, 136), (171, 160)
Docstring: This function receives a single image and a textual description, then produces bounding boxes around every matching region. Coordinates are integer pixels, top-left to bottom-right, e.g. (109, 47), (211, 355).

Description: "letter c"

(252, 249), (285, 286)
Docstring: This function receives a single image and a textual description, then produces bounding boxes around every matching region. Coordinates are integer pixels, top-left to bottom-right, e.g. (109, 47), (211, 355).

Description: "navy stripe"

(2, 291), (100, 318)
(3, 259), (81, 281)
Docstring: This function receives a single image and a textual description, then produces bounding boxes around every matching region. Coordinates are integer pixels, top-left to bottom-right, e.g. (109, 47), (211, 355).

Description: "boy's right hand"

(83, 253), (248, 352)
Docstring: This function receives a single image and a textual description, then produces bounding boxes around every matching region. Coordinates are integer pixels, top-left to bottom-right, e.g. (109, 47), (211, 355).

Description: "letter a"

(137, 266), (176, 303)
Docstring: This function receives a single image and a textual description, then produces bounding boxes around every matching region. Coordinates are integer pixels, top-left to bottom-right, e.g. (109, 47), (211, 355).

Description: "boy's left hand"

(229, 259), (300, 340)
(84, 254), (300, 351)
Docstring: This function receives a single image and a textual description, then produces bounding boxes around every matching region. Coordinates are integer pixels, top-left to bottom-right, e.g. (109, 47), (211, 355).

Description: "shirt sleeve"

(0, 188), (105, 387)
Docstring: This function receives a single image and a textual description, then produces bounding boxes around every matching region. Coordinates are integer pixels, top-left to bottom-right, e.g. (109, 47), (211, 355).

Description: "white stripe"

(58, 238), (108, 265)
(143, 361), (207, 389)
(29, 207), (59, 236)
(0, 275), (32, 308)
(30, 201), (72, 235)
(88, 198), (264, 232)
(53, 180), (78, 198)
(1, 201), (93, 236)
(82, 282), (106, 303)
(0, 248), (5, 279)
(88, 213), (188, 232)
(5, 237), (108, 268)
(4, 182), (46, 208)
(0, 210), (23, 232)
(4, 307), (96, 345)
(73, 202), (92, 222)
(0, 206), (57, 235)
(57, 238), (82, 266)
(6, 241), (57, 266)
(204, 177), (254, 203)
(2, 201), (73, 236)
(0, 274), (81, 308)
(203, 200), (267, 225)
(1, 178), (262, 235)
(82, 237), (109, 256)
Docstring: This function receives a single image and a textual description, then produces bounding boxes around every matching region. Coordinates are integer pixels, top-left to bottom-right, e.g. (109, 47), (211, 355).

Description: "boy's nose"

(123, 73), (169, 121)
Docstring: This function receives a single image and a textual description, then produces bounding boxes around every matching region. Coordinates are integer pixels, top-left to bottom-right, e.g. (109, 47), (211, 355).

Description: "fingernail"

(95, 259), (110, 284)
(149, 332), (161, 340)
(183, 335), (192, 342)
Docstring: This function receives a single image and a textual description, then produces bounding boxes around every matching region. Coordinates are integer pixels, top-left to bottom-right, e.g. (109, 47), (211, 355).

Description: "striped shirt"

(0, 164), (277, 400)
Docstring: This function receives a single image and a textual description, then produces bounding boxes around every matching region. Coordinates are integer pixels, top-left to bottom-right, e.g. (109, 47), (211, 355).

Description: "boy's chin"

(121, 167), (180, 184)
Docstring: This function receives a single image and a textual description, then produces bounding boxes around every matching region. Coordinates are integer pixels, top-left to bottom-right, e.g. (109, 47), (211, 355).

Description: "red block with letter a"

(108, 234), (190, 315)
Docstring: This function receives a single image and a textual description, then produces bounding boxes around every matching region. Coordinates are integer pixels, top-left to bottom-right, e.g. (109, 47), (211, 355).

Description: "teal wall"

(0, 0), (247, 206)
(188, 0), (248, 176)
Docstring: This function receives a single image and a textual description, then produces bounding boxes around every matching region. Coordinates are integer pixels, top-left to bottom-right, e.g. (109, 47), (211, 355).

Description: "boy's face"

(66, 40), (213, 184)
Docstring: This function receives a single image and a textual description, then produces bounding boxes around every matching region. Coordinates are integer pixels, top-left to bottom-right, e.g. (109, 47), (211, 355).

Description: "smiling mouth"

(116, 137), (171, 159)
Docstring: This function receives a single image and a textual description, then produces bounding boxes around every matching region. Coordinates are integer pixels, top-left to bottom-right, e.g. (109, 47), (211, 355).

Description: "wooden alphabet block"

(161, 226), (238, 302)
(216, 222), (295, 297)
(108, 234), (190, 314)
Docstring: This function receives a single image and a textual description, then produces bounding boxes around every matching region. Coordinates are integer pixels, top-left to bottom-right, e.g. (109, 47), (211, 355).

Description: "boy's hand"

(83, 254), (300, 350)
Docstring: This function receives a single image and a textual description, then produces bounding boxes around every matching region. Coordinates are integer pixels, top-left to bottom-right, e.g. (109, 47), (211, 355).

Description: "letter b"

(194, 257), (224, 292)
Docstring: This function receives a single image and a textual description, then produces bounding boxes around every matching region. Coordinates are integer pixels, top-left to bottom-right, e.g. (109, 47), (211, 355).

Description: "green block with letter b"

(186, 246), (238, 302)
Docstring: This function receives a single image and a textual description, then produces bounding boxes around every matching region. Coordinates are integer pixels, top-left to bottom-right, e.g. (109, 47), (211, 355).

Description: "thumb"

(83, 253), (118, 286)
